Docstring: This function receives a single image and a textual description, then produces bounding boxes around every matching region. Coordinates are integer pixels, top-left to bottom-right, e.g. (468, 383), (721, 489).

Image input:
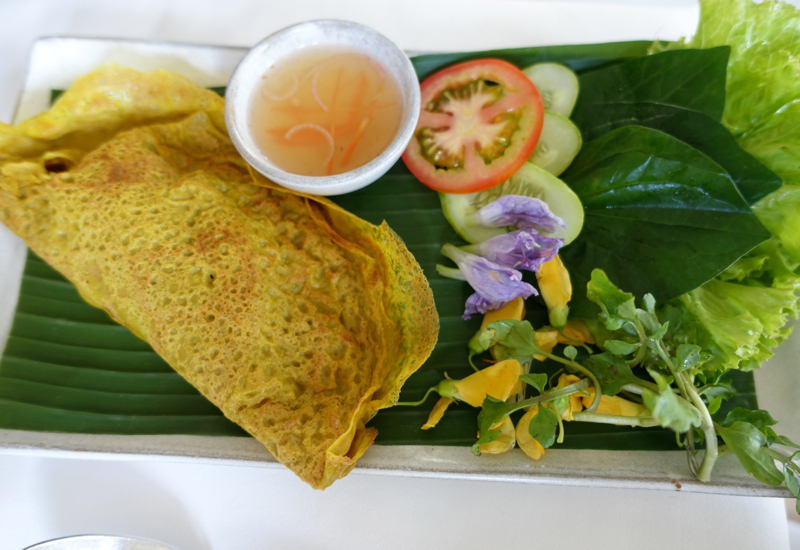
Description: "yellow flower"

(581, 388), (646, 420)
(515, 405), (545, 460)
(556, 373), (584, 421)
(479, 416), (516, 454)
(532, 330), (558, 361)
(536, 255), (571, 328)
(421, 397), (453, 430)
(481, 296), (526, 331)
(515, 375), (646, 462)
(562, 319), (595, 344)
(541, 319), (596, 345)
(421, 359), (522, 429)
(515, 374), (584, 461)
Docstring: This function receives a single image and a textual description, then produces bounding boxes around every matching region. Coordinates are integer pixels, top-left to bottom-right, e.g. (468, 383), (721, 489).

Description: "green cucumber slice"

(522, 63), (579, 118)
(440, 162), (585, 245)
(530, 111), (583, 176)
(440, 192), (505, 244)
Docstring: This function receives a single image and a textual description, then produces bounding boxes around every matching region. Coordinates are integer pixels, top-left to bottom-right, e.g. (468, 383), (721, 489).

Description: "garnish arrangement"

(0, 0), (798, 497)
(397, 0), (800, 505)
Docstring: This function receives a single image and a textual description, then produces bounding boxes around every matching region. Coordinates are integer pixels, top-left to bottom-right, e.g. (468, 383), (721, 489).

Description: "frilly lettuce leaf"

(752, 185), (800, 276)
(675, 0), (800, 146)
(660, 0), (800, 372)
(677, 279), (798, 371)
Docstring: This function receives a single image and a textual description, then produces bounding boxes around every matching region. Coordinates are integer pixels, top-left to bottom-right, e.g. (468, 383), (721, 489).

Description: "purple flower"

(437, 243), (537, 320)
(464, 230), (563, 272)
(471, 195), (565, 235)
(463, 293), (512, 319)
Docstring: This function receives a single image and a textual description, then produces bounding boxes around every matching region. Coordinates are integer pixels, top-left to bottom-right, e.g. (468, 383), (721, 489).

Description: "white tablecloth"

(0, 1), (797, 548)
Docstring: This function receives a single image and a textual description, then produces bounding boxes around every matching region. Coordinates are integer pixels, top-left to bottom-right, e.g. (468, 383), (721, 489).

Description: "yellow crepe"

(0, 65), (438, 489)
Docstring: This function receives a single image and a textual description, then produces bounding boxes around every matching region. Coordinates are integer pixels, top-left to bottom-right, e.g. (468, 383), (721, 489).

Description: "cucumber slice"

(440, 162), (585, 245)
(522, 63), (579, 118)
(440, 192), (505, 244)
(529, 111), (583, 176)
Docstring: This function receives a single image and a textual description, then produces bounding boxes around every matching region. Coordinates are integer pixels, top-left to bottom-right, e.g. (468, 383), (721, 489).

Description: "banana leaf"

(0, 41), (757, 451)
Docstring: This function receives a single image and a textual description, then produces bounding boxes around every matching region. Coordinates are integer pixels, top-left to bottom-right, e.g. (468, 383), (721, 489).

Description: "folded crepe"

(0, 65), (438, 489)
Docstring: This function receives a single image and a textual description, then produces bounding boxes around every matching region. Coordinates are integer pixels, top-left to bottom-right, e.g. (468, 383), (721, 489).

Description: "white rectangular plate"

(0, 37), (794, 498)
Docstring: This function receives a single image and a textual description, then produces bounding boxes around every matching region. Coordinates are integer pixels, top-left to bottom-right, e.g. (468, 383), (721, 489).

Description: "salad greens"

(560, 124), (770, 317)
(654, 0), (800, 375)
(572, 85), (781, 204)
(6, 0), (798, 502)
(469, 270), (798, 491)
(425, 0), (800, 504)
(572, 47), (729, 123)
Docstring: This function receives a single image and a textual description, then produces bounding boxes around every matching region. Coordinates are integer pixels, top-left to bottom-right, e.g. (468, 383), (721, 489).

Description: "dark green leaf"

(519, 373), (548, 394)
(582, 352), (643, 396)
(569, 45), (780, 204)
(573, 102), (782, 205)
(562, 125), (771, 317)
(528, 405), (559, 449)
(411, 40), (657, 80)
(572, 47), (729, 123)
(716, 422), (784, 486)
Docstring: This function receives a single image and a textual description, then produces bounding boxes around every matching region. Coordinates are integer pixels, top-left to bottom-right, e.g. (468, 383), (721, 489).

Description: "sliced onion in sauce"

(284, 123), (335, 168)
(262, 73), (299, 101)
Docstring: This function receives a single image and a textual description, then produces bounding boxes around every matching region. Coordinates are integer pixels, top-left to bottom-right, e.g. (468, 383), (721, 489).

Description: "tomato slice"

(402, 59), (544, 194)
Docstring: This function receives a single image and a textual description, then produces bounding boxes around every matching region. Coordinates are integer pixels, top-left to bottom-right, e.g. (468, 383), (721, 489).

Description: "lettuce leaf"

(678, 0), (800, 148)
(659, 0), (800, 372)
(677, 279), (798, 371)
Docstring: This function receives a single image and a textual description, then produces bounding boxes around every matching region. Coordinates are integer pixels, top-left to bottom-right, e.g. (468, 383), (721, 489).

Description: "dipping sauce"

(250, 46), (403, 177)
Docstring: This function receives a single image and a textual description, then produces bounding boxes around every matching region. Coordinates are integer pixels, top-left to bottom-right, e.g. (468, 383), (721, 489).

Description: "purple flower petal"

(473, 195), (565, 234)
(470, 230), (563, 272)
(463, 293), (511, 320)
(441, 243), (536, 320)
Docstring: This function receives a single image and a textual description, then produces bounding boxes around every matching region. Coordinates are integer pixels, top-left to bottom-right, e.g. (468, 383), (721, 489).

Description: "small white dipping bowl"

(225, 20), (420, 196)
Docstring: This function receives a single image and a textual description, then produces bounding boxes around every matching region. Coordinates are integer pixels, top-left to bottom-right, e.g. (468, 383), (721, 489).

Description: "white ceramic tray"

(0, 37), (795, 497)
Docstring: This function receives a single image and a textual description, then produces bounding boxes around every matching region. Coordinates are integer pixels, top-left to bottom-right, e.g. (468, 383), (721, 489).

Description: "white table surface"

(0, 0), (797, 548)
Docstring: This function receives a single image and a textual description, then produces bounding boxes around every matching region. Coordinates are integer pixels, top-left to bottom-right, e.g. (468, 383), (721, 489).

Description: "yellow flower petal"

(581, 389), (646, 419)
(532, 330), (558, 362)
(557, 374), (582, 387)
(479, 416), (516, 454)
(454, 359), (522, 407)
(516, 406), (545, 460)
(481, 296), (526, 331)
(536, 255), (572, 312)
(556, 319), (596, 345)
(556, 373), (584, 420)
(421, 397), (453, 430)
